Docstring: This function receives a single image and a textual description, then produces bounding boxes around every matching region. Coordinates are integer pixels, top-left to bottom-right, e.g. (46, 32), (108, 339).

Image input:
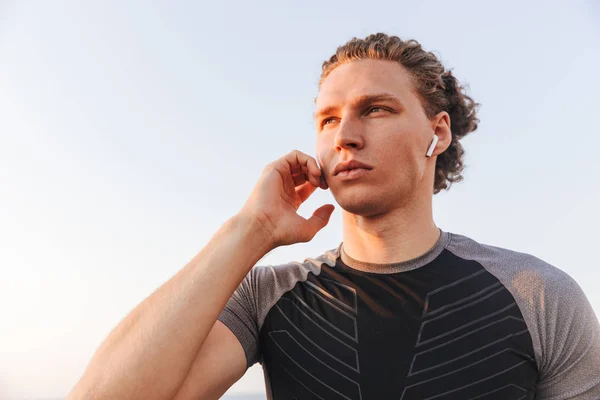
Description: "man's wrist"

(230, 211), (277, 253)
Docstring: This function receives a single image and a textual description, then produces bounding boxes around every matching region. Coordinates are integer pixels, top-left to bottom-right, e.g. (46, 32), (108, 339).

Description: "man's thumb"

(303, 204), (335, 240)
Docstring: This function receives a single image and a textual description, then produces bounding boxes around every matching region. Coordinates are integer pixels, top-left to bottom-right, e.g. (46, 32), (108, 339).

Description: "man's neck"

(341, 200), (440, 268)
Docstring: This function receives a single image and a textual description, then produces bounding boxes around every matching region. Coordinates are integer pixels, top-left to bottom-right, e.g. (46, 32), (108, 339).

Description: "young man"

(69, 34), (600, 399)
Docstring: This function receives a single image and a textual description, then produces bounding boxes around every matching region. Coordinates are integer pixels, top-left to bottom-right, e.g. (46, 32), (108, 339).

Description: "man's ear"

(431, 111), (452, 155)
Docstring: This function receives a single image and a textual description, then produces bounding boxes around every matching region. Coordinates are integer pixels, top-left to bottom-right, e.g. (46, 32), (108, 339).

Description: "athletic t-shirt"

(218, 229), (600, 399)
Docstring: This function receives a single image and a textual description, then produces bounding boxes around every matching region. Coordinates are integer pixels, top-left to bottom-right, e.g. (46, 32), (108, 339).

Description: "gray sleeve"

(533, 271), (600, 399)
(217, 266), (266, 369)
(218, 267), (258, 368)
(217, 261), (321, 369)
(446, 234), (600, 399)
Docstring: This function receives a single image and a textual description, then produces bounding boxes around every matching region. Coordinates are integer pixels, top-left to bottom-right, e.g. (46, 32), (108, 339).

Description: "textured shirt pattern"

(218, 230), (600, 399)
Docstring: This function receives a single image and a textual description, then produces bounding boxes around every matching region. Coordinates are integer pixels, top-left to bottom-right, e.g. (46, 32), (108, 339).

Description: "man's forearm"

(68, 213), (275, 400)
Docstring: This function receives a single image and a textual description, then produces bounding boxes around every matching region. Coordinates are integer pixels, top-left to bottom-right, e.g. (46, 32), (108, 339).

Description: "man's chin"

(335, 195), (388, 218)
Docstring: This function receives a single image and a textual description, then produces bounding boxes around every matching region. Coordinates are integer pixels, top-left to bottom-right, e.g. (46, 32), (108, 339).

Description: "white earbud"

(426, 134), (438, 157)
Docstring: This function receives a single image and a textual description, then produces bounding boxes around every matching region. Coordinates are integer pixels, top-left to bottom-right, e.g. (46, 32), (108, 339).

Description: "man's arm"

(67, 149), (333, 400)
(172, 320), (247, 400)
(67, 213), (274, 400)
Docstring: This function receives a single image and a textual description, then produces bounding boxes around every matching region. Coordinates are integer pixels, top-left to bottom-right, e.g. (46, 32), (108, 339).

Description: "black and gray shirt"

(218, 229), (600, 399)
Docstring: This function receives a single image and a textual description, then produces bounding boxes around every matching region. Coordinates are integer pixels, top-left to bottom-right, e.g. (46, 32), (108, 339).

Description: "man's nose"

(334, 118), (365, 150)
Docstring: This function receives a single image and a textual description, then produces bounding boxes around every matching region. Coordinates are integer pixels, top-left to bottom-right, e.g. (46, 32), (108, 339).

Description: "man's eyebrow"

(313, 93), (403, 120)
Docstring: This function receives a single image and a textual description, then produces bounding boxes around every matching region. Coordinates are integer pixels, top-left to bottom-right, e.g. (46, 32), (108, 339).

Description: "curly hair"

(319, 33), (480, 194)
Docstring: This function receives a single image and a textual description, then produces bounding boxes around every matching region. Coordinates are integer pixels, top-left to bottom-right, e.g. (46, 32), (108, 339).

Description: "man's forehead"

(315, 59), (415, 107)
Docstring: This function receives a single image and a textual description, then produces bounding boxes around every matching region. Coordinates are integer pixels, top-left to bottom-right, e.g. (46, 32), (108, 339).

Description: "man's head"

(315, 33), (479, 217)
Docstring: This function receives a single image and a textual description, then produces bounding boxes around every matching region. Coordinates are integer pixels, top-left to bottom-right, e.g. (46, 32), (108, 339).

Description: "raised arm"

(67, 150), (334, 400)
(67, 213), (274, 400)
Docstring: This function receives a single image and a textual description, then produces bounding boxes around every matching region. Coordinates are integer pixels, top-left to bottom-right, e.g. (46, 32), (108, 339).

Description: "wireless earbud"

(426, 134), (438, 157)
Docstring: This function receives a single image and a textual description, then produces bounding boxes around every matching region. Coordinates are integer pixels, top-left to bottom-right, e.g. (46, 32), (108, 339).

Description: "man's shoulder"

(446, 231), (575, 290)
(446, 232), (600, 396)
(249, 243), (341, 283)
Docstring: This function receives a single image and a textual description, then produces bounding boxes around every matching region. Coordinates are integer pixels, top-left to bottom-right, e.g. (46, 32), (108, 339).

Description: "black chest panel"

(259, 250), (537, 400)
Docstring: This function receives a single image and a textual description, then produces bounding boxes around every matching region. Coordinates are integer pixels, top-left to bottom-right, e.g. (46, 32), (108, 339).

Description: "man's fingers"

(285, 151), (321, 188)
(307, 157), (321, 180)
(292, 173), (308, 187)
(319, 172), (328, 190)
(295, 181), (318, 203)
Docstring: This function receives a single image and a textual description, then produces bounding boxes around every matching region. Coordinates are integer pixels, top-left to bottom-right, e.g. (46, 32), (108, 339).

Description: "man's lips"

(336, 168), (371, 180)
(333, 159), (373, 175)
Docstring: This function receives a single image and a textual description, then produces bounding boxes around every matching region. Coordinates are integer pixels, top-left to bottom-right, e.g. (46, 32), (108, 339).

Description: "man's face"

(315, 58), (444, 217)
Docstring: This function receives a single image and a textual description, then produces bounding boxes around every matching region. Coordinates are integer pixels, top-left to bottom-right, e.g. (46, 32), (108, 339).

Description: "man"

(69, 33), (600, 399)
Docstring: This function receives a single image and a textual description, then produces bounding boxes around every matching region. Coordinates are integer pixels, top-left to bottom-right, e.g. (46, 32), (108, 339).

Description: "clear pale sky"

(1, 1), (599, 398)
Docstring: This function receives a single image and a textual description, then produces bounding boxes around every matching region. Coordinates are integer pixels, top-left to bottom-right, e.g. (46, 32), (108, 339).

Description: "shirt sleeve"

(535, 272), (600, 399)
(216, 259), (319, 370)
(217, 266), (264, 370)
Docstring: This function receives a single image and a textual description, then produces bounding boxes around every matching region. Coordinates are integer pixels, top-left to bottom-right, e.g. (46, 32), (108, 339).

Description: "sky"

(1, 0), (599, 398)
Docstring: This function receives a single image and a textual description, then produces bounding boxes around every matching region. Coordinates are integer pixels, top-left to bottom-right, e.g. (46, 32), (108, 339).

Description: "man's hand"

(239, 150), (334, 248)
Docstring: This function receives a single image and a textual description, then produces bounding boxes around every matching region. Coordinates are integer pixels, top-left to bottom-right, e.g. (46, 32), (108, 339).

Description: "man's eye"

(323, 118), (337, 126)
(367, 106), (386, 114)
